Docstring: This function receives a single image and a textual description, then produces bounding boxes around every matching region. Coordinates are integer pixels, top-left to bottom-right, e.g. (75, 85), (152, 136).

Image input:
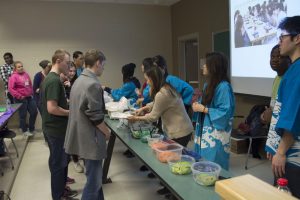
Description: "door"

(185, 39), (199, 88)
(178, 34), (200, 89)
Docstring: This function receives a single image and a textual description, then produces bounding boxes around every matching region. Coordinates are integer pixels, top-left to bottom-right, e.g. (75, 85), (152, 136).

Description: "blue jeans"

(82, 159), (104, 200)
(47, 135), (68, 200)
(14, 97), (38, 133)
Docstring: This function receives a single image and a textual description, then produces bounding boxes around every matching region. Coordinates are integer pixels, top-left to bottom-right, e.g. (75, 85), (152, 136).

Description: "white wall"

(0, 1), (172, 128)
(0, 1), (172, 88)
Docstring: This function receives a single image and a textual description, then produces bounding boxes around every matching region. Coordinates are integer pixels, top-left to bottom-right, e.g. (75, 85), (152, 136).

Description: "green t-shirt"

(270, 76), (282, 108)
(41, 72), (68, 138)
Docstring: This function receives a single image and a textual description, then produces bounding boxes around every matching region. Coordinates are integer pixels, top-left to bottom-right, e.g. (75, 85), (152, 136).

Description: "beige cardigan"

(139, 87), (194, 139)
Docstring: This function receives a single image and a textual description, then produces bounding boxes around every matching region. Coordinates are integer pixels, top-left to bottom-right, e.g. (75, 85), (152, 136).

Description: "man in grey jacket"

(64, 49), (111, 200)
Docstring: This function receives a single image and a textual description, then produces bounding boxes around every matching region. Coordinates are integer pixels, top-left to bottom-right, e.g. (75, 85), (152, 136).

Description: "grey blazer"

(64, 69), (107, 160)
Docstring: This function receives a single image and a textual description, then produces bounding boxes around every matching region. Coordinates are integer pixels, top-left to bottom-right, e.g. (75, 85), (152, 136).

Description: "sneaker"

(66, 177), (75, 184)
(29, 130), (38, 135)
(157, 187), (171, 195)
(64, 186), (78, 197)
(23, 131), (33, 137)
(73, 162), (84, 173)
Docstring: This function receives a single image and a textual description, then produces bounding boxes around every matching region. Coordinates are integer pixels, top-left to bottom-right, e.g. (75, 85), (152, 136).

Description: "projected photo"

(234, 0), (287, 48)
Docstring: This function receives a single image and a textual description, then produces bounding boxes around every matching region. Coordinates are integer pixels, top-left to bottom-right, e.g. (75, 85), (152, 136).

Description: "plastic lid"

(277, 178), (288, 186)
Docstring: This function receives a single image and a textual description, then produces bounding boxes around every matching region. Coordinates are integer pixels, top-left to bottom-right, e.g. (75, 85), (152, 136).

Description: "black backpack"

(245, 104), (269, 137)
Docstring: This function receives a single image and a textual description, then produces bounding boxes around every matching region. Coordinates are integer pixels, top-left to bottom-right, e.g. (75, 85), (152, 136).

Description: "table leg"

(102, 132), (116, 184)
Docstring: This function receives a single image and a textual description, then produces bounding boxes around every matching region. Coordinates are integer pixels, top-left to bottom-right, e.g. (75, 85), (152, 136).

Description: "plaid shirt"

(0, 63), (14, 92)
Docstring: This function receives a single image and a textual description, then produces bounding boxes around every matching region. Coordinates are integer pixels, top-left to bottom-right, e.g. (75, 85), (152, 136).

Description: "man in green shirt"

(261, 45), (290, 124)
(41, 49), (77, 200)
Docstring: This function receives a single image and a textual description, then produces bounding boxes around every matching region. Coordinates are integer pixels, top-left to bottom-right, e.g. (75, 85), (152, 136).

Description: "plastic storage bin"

(191, 161), (221, 186)
(154, 143), (183, 163)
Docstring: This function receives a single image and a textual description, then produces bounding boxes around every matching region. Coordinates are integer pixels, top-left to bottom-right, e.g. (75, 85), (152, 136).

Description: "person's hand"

(102, 127), (111, 140)
(104, 128), (111, 140)
(272, 152), (286, 177)
(127, 116), (140, 123)
(135, 108), (145, 116)
(36, 88), (40, 93)
(64, 81), (71, 87)
(192, 102), (205, 112)
(102, 86), (106, 90)
(267, 152), (273, 160)
(20, 96), (25, 100)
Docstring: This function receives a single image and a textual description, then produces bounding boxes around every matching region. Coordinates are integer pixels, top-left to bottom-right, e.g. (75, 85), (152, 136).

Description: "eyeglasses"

(279, 33), (298, 41)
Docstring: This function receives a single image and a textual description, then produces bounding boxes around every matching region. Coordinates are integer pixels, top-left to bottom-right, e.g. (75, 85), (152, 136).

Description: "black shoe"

(126, 151), (135, 158)
(140, 165), (149, 172)
(165, 194), (177, 200)
(123, 149), (131, 156)
(252, 153), (262, 159)
(64, 187), (78, 198)
(147, 172), (155, 179)
(157, 187), (170, 195)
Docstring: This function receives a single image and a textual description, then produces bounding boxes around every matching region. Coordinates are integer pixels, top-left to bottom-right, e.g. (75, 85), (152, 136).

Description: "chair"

(0, 138), (14, 171)
(0, 130), (18, 172)
(231, 129), (267, 170)
(1, 130), (19, 158)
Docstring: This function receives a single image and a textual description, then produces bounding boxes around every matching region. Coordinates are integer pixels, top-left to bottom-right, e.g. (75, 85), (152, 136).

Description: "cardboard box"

(230, 137), (248, 154)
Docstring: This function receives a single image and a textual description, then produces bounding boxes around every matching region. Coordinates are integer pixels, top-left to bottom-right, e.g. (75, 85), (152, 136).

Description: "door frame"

(177, 32), (200, 88)
(212, 29), (229, 51)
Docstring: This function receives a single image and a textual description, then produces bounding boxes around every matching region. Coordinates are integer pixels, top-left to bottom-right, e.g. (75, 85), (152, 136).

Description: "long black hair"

(152, 55), (169, 78)
(202, 52), (230, 106)
(142, 57), (153, 72)
(145, 66), (177, 100)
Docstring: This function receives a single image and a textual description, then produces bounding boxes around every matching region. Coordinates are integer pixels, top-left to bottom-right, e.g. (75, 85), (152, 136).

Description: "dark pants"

(47, 135), (68, 200)
(14, 97), (38, 133)
(82, 159), (104, 200)
(285, 163), (300, 198)
(72, 154), (79, 163)
(173, 133), (192, 147)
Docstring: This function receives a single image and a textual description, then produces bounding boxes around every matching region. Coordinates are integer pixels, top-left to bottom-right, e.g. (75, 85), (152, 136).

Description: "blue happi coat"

(111, 82), (138, 102)
(142, 84), (152, 105)
(166, 75), (194, 106)
(193, 81), (235, 170)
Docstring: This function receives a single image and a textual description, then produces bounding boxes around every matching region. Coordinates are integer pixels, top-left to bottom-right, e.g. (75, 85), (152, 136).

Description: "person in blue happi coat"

(192, 52), (235, 170)
(152, 55), (194, 112)
(103, 63), (141, 102)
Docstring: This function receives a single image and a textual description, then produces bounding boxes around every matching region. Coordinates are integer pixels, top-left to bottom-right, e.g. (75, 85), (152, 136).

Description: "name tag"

(25, 80), (29, 86)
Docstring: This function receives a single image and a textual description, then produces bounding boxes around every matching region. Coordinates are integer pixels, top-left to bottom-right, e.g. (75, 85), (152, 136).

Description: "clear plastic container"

(167, 155), (195, 175)
(154, 143), (183, 163)
(6, 98), (11, 113)
(277, 178), (292, 195)
(191, 161), (221, 186)
(147, 134), (164, 147)
(130, 123), (154, 139)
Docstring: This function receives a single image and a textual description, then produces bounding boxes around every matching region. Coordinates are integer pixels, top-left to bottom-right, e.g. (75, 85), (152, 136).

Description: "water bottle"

(277, 178), (292, 195)
(6, 98), (11, 113)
